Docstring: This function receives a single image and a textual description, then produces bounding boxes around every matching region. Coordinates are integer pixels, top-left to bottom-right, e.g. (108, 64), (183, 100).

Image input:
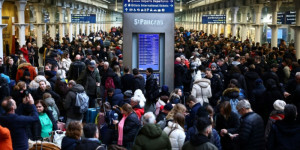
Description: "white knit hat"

(194, 70), (202, 81)
(273, 100), (286, 111)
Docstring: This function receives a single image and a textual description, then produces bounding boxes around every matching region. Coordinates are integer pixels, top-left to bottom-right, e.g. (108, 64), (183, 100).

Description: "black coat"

(174, 64), (186, 86)
(122, 112), (141, 146)
(75, 139), (102, 150)
(133, 74), (145, 93)
(121, 74), (135, 92)
(267, 120), (300, 150)
(244, 71), (260, 95)
(145, 74), (159, 103)
(216, 112), (240, 150)
(32, 88), (61, 104)
(234, 112), (265, 150)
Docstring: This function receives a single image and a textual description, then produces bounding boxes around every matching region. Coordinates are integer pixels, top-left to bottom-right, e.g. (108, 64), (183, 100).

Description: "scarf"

(118, 114), (128, 146)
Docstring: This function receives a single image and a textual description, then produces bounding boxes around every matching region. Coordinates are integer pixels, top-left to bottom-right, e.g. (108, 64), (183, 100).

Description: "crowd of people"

(0, 26), (300, 150)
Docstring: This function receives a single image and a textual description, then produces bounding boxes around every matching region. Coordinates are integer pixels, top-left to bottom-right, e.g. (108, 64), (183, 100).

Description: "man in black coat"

(133, 68), (145, 93)
(174, 57), (187, 91)
(68, 54), (86, 81)
(121, 66), (135, 92)
(231, 100), (265, 150)
(145, 68), (159, 104)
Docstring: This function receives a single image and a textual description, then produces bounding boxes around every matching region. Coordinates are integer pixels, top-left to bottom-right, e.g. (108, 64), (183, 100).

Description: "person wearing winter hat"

(133, 89), (146, 108)
(265, 100), (286, 140)
(130, 96), (144, 120)
(191, 70), (212, 106)
(20, 68), (31, 85)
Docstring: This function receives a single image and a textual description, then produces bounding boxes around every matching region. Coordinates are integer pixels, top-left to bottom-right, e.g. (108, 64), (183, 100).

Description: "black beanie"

(23, 68), (31, 77)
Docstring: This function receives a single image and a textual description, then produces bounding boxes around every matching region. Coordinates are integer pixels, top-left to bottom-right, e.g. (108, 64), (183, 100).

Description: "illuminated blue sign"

(123, 0), (174, 13)
(202, 15), (226, 24)
(71, 14), (96, 23)
(138, 34), (160, 71)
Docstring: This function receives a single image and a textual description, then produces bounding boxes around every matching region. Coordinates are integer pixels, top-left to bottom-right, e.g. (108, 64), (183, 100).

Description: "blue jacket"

(186, 103), (202, 128)
(0, 104), (39, 150)
(61, 136), (79, 150)
(110, 89), (124, 106)
(1, 73), (10, 83)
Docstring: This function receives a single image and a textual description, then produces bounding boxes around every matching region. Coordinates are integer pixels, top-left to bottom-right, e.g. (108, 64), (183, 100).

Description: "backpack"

(75, 92), (89, 114)
(48, 106), (59, 121)
(72, 61), (85, 80)
(105, 77), (115, 89)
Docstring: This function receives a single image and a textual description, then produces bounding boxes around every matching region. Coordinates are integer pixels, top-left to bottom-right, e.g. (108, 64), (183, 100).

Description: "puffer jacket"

(191, 78), (212, 105)
(28, 75), (51, 90)
(163, 121), (186, 150)
(234, 112), (265, 150)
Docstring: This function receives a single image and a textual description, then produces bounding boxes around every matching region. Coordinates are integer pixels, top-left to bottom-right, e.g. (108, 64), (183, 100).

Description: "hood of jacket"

(190, 134), (210, 146)
(223, 88), (240, 97)
(114, 89), (122, 95)
(139, 124), (163, 138)
(71, 84), (85, 93)
(194, 78), (211, 88)
(44, 98), (56, 106)
(17, 63), (32, 70)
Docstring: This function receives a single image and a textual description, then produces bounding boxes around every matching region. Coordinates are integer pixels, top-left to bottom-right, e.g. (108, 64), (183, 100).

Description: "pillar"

(253, 4), (263, 43)
(240, 6), (249, 41)
(33, 3), (44, 66)
(67, 7), (73, 42)
(48, 7), (56, 40)
(15, 0), (28, 47)
(58, 7), (66, 43)
(74, 9), (80, 36)
(0, 0), (7, 58)
(81, 10), (86, 35)
(86, 11), (91, 36)
(231, 7), (239, 38)
(269, 1), (282, 48)
(224, 8), (230, 38)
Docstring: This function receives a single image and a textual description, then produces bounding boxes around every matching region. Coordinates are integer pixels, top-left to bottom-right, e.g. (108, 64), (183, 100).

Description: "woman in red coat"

(19, 45), (30, 63)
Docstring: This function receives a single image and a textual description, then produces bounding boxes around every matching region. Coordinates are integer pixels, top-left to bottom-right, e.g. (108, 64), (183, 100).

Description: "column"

(207, 11), (211, 35)
(240, 6), (249, 41)
(48, 7), (56, 40)
(294, 0), (300, 59)
(86, 10), (91, 36)
(224, 8), (230, 38)
(15, 0), (28, 47)
(58, 6), (66, 43)
(67, 7), (73, 42)
(81, 9), (86, 35)
(231, 7), (239, 38)
(268, 1), (282, 48)
(74, 9), (80, 36)
(253, 4), (263, 43)
(33, 3), (44, 65)
(0, 0), (7, 58)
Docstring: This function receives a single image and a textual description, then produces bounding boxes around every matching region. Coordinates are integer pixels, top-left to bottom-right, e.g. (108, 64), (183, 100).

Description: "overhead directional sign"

(277, 11), (296, 24)
(123, 0), (174, 13)
(71, 14), (96, 23)
(202, 15), (226, 24)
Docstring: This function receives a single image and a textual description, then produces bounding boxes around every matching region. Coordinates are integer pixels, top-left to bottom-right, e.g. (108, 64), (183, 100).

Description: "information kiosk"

(123, 0), (175, 89)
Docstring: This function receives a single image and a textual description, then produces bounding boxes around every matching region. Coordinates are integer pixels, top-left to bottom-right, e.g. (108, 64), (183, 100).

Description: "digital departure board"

(138, 34), (160, 71)
(71, 14), (96, 23)
(202, 15), (226, 24)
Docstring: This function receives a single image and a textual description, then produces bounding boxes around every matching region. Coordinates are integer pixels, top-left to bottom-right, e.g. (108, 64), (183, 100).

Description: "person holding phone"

(0, 94), (39, 150)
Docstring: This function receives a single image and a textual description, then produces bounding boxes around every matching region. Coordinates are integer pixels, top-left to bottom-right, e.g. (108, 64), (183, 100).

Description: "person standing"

(132, 112), (171, 150)
(0, 125), (13, 150)
(230, 100), (265, 150)
(0, 95), (39, 150)
(77, 61), (101, 108)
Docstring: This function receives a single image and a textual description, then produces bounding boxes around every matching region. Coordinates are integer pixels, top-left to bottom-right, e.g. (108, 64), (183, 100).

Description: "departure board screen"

(138, 34), (160, 71)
